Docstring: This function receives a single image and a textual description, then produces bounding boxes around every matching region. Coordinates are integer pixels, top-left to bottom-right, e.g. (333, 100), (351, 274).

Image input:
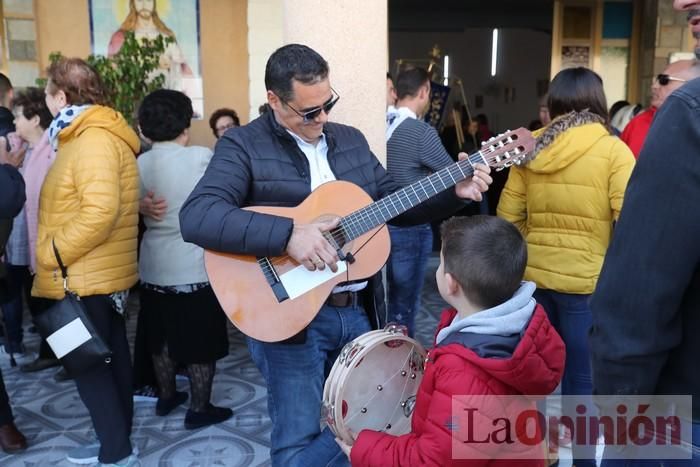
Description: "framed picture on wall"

(88, 0), (204, 118)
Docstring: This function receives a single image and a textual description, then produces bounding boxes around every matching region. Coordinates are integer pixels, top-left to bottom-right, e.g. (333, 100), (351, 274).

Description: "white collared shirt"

(286, 130), (336, 190)
(287, 129), (367, 294)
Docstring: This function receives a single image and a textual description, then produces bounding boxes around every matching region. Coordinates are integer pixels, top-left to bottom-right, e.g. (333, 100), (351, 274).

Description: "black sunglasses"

(284, 88), (340, 123)
(656, 74), (687, 86)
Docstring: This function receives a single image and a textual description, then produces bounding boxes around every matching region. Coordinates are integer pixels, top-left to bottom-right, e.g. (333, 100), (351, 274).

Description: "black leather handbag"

(35, 240), (112, 376)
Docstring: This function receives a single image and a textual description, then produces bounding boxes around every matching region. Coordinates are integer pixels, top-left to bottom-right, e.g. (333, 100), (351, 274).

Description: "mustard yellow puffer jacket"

(497, 115), (635, 294)
(32, 105), (140, 300)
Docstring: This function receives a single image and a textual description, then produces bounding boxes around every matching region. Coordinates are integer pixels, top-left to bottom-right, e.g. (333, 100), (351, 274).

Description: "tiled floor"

(0, 254), (591, 466)
(0, 311), (274, 466)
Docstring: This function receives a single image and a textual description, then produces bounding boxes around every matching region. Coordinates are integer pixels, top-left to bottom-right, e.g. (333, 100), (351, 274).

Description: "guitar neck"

(339, 150), (484, 241)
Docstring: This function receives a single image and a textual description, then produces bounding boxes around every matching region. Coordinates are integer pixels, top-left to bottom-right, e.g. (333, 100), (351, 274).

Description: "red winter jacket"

(620, 107), (656, 158)
(351, 305), (565, 467)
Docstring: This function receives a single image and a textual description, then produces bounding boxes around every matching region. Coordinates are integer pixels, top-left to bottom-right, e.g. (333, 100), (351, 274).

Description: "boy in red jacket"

(339, 215), (565, 466)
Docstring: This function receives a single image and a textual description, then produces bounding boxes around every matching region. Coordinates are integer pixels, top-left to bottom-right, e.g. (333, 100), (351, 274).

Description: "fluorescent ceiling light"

(491, 28), (498, 77)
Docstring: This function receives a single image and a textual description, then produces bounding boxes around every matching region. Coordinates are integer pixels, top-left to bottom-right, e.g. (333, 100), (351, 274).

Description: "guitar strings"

(329, 142), (516, 241)
(260, 147), (509, 270)
(260, 139), (522, 270)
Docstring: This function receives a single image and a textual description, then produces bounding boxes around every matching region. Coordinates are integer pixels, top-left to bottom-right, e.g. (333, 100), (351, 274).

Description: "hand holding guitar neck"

(454, 160), (492, 202)
(286, 217), (341, 272)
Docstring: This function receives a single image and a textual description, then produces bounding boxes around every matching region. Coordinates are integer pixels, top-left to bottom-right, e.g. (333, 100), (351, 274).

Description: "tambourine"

(322, 325), (427, 445)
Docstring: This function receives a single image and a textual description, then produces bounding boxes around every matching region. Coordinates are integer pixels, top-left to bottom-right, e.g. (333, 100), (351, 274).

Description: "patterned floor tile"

(0, 253), (584, 466)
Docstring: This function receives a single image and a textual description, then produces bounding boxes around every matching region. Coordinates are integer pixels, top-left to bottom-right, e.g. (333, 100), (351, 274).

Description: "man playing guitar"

(179, 44), (491, 467)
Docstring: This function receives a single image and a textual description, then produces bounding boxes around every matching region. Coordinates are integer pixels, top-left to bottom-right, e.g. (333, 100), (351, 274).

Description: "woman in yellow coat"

(497, 67), (635, 467)
(32, 58), (140, 467)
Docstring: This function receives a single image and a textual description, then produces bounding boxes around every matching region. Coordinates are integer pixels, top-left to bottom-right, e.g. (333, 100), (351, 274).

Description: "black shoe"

(155, 391), (188, 416)
(19, 357), (60, 373)
(184, 404), (233, 430)
(53, 368), (73, 382)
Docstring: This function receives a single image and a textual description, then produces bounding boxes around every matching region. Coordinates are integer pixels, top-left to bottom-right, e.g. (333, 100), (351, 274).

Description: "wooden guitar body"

(204, 181), (390, 342)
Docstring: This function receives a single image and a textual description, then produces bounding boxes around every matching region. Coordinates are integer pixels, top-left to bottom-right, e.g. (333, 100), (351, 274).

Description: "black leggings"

(73, 295), (133, 463)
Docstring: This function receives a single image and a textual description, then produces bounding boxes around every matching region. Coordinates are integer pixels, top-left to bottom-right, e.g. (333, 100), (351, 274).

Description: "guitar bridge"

(257, 257), (290, 303)
(323, 230), (353, 263)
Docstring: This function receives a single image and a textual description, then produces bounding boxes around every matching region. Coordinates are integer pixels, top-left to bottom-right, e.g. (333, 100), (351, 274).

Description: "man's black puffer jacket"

(180, 110), (466, 342)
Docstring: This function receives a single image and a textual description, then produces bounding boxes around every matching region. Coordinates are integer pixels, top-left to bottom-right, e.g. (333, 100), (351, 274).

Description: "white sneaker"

(97, 453), (140, 467)
(66, 443), (100, 464)
(67, 443), (139, 465)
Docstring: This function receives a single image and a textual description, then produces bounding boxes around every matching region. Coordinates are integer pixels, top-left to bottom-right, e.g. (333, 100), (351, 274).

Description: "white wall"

(390, 28), (552, 133)
(248, 0), (388, 162)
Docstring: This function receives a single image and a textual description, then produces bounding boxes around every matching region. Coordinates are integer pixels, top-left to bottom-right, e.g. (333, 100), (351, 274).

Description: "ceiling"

(389, 0), (555, 33)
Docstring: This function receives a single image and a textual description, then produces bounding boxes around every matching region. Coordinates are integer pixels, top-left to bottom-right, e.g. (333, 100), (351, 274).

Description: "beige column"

(248, 0), (284, 121)
(283, 0), (388, 163)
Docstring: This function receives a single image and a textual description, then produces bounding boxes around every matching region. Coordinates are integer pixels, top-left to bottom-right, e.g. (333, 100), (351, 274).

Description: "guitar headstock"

(480, 128), (536, 171)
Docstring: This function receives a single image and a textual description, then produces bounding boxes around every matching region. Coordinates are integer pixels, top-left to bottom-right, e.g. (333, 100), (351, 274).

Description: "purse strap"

(52, 239), (70, 292)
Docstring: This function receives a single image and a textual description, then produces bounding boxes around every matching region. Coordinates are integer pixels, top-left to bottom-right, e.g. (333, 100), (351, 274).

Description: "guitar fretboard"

(337, 150), (486, 242)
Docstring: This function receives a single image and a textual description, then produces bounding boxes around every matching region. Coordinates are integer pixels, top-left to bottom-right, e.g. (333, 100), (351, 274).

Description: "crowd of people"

(0, 59), (240, 466)
(0, 1), (699, 466)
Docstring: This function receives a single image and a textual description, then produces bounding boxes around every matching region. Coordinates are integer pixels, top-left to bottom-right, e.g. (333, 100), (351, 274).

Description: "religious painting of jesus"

(89, 0), (204, 118)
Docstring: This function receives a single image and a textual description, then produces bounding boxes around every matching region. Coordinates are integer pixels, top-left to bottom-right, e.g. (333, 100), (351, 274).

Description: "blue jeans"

(601, 422), (700, 466)
(247, 302), (370, 467)
(386, 223), (433, 337)
(534, 288), (596, 467)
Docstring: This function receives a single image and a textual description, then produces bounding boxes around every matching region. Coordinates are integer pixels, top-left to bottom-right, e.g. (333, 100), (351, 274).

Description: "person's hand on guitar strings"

(286, 217), (341, 272)
(454, 159), (492, 202)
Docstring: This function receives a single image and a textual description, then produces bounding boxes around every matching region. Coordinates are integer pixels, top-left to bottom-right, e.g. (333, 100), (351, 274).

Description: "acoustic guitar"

(205, 128), (535, 342)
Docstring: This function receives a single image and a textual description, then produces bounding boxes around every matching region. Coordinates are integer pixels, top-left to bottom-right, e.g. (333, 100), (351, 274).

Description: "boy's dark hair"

(265, 44), (329, 102)
(138, 89), (193, 142)
(12, 87), (53, 130)
(395, 67), (430, 100)
(440, 215), (527, 309)
(208, 107), (240, 138)
(547, 67), (608, 122)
